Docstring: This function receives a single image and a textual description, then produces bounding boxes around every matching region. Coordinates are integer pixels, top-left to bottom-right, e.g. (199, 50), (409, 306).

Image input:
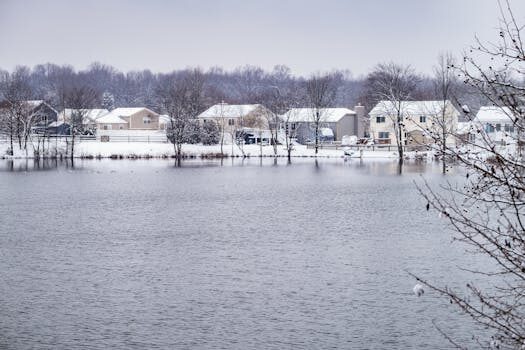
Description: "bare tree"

(305, 73), (337, 155)
(64, 85), (98, 160)
(257, 87), (283, 157)
(0, 67), (34, 155)
(433, 53), (459, 174)
(156, 69), (205, 164)
(415, 2), (525, 348)
(365, 63), (420, 164)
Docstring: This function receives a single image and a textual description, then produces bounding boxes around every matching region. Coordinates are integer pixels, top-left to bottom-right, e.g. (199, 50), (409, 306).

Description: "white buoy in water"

(413, 284), (425, 297)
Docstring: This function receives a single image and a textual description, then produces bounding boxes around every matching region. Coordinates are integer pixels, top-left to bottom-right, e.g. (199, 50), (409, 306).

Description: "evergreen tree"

(201, 121), (219, 145)
(101, 91), (115, 110)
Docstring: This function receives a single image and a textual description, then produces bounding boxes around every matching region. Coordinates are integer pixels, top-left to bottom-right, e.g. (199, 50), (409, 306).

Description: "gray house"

(279, 107), (364, 144)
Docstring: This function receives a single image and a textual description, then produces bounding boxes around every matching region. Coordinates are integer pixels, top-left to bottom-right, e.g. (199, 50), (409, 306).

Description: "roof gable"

(474, 106), (515, 123)
(369, 100), (457, 116)
(281, 108), (356, 123)
(197, 104), (263, 119)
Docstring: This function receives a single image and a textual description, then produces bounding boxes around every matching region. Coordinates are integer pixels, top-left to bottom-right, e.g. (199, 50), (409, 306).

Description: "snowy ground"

(0, 140), (426, 160)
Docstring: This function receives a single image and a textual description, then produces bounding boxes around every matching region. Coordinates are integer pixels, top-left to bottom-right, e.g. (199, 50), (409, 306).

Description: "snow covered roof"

(48, 121), (68, 127)
(197, 104), (263, 119)
(26, 100), (45, 107)
(456, 121), (474, 135)
(159, 114), (172, 124)
(26, 100), (58, 113)
(280, 108), (356, 123)
(320, 127), (334, 137)
(474, 106), (515, 124)
(109, 107), (159, 117)
(60, 108), (109, 122)
(96, 107), (158, 124)
(96, 113), (127, 124)
(369, 100), (455, 116)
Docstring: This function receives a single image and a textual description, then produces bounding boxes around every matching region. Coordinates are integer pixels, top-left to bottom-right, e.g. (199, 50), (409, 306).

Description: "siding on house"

(127, 109), (160, 130)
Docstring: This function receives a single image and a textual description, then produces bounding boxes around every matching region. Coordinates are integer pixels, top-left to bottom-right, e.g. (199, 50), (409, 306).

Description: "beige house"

(369, 100), (460, 146)
(96, 107), (160, 131)
(196, 103), (270, 132)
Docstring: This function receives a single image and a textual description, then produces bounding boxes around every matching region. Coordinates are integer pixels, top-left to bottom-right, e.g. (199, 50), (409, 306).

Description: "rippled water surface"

(0, 159), (480, 349)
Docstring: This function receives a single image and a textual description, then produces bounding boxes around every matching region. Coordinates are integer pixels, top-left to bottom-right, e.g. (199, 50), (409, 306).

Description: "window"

(419, 115), (426, 123)
(376, 116), (386, 123)
(143, 116), (152, 124)
(291, 123), (296, 130)
(495, 123), (501, 131)
(378, 132), (390, 139)
(119, 125), (124, 130)
(228, 118), (235, 126)
(485, 124), (495, 133)
(103, 124), (112, 130)
(504, 124), (515, 133)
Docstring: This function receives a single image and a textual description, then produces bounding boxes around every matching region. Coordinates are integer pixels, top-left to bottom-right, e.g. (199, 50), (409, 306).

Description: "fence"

(305, 142), (431, 152)
(0, 134), (168, 143)
(97, 134), (168, 143)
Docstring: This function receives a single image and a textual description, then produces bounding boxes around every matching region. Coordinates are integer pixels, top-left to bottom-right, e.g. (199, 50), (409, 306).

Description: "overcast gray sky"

(0, 0), (523, 77)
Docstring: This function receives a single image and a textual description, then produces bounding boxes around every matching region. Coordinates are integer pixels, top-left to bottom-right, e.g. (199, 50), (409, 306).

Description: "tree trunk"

(315, 124), (319, 155)
(70, 133), (75, 161)
(397, 114), (404, 164)
(8, 124), (14, 156)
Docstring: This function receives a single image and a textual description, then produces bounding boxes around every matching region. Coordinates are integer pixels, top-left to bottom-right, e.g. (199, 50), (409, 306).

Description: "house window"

(495, 123), (501, 131)
(143, 116), (152, 124)
(419, 116), (426, 123)
(376, 116), (386, 123)
(378, 132), (390, 139)
(504, 124), (515, 133)
(228, 118), (235, 126)
(119, 125), (124, 130)
(485, 124), (495, 133)
(103, 124), (112, 130)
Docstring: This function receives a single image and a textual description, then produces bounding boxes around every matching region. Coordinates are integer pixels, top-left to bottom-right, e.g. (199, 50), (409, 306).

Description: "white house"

(369, 100), (460, 146)
(96, 107), (160, 131)
(197, 103), (270, 129)
(279, 107), (362, 144)
(197, 103), (272, 143)
(471, 106), (517, 145)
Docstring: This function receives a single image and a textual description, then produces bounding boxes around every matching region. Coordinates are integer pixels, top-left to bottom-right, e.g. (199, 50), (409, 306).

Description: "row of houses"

(0, 99), (519, 146)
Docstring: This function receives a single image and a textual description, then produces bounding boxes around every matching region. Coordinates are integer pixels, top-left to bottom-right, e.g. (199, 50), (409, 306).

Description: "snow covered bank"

(0, 140), (418, 160)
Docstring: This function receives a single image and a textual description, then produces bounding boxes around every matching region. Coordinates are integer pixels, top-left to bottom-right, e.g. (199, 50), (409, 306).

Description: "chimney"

(354, 103), (366, 137)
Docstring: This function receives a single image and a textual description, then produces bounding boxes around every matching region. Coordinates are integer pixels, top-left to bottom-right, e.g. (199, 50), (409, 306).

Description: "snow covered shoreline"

(0, 140), (421, 160)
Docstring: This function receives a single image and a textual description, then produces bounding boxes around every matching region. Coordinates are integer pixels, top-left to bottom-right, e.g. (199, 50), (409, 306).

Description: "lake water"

(0, 158), (481, 349)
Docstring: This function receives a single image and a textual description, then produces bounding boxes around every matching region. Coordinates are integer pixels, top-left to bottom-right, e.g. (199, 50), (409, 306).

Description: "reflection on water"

(0, 158), (472, 349)
(0, 157), (451, 176)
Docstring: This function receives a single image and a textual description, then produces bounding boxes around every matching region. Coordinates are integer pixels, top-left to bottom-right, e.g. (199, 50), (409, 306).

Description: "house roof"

(456, 121), (474, 135)
(96, 107), (158, 124)
(60, 108), (109, 122)
(474, 106), (515, 123)
(96, 113), (127, 124)
(369, 100), (455, 116)
(280, 108), (356, 123)
(27, 100), (59, 113)
(197, 104), (263, 119)
(109, 107), (159, 117)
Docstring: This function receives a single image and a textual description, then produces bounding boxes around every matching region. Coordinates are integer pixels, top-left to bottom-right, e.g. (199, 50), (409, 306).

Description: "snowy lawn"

(0, 140), (417, 160)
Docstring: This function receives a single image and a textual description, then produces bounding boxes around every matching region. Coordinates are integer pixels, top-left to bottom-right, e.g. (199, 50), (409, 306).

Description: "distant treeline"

(0, 62), (488, 113)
